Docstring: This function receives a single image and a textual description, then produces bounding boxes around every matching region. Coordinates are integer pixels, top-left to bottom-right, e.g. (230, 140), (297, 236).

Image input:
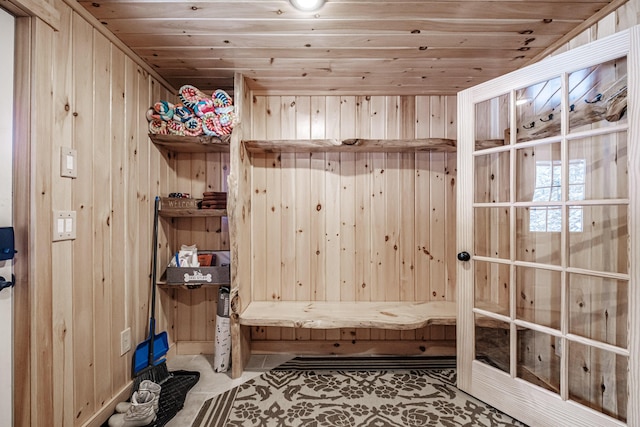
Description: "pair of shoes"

(108, 381), (161, 427)
(115, 380), (162, 414)
(108, 390), (156, 427)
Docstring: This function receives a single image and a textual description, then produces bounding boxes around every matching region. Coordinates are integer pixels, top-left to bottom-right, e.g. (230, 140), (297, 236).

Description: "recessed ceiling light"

(290, 0), (326, 11)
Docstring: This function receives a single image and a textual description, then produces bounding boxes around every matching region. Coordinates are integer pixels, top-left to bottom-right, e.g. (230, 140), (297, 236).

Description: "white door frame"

(457, 26), (639, 426)
(0, 8), (15, 427)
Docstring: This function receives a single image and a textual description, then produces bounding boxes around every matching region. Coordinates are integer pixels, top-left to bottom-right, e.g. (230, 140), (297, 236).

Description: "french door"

(457, 26), (639, 426)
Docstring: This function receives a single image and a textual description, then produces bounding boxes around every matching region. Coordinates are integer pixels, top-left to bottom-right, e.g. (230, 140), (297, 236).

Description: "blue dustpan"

(133, 319), (170, 375)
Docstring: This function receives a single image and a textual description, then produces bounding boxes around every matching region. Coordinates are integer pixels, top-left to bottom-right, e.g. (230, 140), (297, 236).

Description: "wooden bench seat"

(239, 301), (457, 330)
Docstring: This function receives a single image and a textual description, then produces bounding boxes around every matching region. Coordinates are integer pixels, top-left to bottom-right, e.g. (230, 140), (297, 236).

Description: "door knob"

(457, 251), (471, 262)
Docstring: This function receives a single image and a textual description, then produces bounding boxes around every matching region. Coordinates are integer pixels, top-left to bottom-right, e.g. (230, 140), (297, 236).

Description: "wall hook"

(540, 113), (554, 122)
(585, 93), (602, 104)
(523, 121), (535, 129)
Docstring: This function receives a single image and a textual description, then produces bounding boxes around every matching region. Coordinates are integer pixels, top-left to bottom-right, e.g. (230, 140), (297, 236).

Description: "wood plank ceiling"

(78, 0), (622, 95)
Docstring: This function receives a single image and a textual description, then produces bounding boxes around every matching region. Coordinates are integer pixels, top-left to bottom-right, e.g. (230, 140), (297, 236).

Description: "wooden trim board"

(2, 0), (60, 30)
(79, 383), (132, 427)
(251, 339), (456, 356)
(175, 338), (456, 357)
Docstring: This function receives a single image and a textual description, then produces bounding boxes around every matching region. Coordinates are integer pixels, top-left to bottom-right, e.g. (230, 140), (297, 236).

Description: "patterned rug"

(191, 357), (527, 427)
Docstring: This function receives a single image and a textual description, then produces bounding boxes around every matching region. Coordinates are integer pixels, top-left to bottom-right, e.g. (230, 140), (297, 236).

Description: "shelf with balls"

(147, 84), (237, 153)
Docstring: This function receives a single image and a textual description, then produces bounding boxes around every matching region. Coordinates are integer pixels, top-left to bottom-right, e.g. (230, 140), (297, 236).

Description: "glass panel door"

(457, 26), (638, 427)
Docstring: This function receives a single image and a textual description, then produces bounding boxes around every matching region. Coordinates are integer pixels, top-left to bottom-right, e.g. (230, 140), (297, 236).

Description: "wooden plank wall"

(247, 95), (457, 348)
(8, 0), (639, 425)
(12, 0), (180, 425)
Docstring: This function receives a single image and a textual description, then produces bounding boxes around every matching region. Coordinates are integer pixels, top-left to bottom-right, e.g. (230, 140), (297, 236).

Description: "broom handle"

(150, 196), (160, 340)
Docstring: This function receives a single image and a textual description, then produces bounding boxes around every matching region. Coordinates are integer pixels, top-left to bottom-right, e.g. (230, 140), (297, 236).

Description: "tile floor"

(165, 354), (294, 427)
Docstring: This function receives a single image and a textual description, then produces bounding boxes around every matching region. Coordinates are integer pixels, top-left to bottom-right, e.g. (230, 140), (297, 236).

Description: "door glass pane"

(475, 94), (509, 150)
(476, 315), (509, 374)
(568, 132), (628, 200)
(474, 151), (510, 203)
(569, 57), (628, 134)
(568, 343), (627, 422)
(474, 207), (509, 259)
(569, 273), (628, 348)
(516, 267), (561, 330)
(568, 204), (628, 274)
(516, 207), (561, 265)
(516, 143), (561, 203)
(515, 77), (562, 143)
(517, 328), (560, 394)
(474, 260), (509, 315)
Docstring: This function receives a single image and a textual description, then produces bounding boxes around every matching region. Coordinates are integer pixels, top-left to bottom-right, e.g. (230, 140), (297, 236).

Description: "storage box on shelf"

(163, 250), (230, 290)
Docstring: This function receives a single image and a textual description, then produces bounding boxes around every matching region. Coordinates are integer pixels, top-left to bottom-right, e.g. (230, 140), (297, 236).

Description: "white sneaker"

(115, 380), (162, 414)
(108, 390), (156, 427)
(140, 380), (162, 413)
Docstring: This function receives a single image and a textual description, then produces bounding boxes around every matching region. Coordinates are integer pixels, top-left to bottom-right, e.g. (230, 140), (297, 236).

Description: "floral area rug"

(191, 357), (527, 427)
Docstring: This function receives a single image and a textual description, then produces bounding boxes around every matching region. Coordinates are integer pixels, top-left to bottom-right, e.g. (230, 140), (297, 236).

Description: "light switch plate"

(60, 147), (77, 178)
(53, 210), (76, 241)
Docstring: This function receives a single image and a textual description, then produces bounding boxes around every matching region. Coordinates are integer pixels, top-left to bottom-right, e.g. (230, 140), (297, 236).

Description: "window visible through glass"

(530, 159), (585, 232)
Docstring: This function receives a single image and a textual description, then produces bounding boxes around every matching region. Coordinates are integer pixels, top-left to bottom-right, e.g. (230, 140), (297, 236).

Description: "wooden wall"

(551, 0), (639, 54)
(12, 0), (179, 425)
(245, 95), (457, 349)
(7, 0), (640, 425)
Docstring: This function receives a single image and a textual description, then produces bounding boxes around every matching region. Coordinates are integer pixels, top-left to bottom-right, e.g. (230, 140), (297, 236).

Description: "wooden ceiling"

(78, 0), (624, 95)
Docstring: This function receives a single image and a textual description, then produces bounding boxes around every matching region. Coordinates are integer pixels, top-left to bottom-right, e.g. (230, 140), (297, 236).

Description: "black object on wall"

(0, 227), (16, 261)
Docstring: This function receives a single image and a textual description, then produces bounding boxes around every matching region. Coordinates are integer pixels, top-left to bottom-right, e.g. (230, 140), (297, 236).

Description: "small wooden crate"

(165, 250), (230, 285)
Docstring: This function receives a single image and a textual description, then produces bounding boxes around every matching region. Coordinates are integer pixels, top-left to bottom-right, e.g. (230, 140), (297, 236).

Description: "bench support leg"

(231, 316), (251, 379)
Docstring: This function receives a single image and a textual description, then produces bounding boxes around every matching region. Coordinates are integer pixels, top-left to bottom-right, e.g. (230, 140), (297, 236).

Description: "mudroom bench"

(230, 300), (459, 378)
(239, 300), (457, 329)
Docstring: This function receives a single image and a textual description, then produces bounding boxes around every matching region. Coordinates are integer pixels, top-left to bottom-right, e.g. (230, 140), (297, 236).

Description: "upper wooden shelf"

(158, 197), (227, 217)
(239, 301), (457, 330)
(243, 138), (457, 154)
(149, 134), (507, 155)
(475, 139), (507, 150)
(158, 208), (227, 218)
(149, 134), (231, 153)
